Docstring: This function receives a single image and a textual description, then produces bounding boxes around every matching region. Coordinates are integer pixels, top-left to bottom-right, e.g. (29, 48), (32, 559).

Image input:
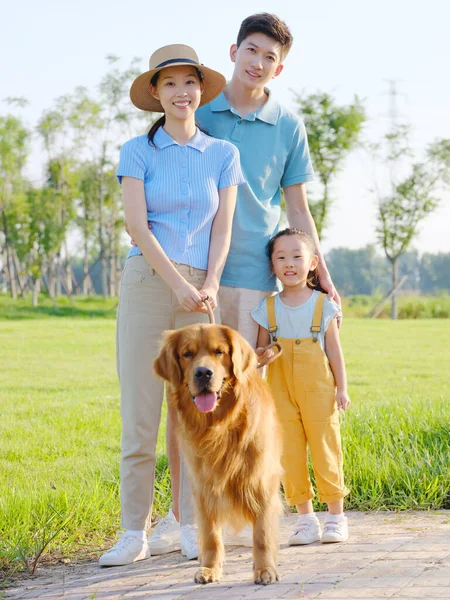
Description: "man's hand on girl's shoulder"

(319, 269), (342, 328)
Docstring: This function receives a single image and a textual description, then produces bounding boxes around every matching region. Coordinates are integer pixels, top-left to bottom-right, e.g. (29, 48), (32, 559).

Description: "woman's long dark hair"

(267, 228), (325, 292)
(147, 68), (209, 146)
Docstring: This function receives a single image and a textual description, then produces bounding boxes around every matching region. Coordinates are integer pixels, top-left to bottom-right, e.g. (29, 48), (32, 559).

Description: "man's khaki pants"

(219, 285), (273, 348)
(117, 256), (219, 530)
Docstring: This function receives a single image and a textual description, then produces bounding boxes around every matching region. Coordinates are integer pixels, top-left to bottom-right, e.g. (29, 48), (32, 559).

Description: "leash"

(203, 298), (282, 369)
(203, 297), (215, 324)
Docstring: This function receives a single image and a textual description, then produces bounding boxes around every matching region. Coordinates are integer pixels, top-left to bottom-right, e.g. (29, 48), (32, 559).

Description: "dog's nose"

(194, 367), (213, 382)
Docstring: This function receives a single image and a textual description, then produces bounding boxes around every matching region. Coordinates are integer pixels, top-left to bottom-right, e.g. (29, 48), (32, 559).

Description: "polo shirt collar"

(154, 126), (207, 152)
(208, 89), (280, 125)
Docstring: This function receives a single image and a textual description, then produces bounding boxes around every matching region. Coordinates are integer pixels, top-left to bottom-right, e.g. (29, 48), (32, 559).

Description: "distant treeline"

(63, 244), (450, 297)
(326, 245), (449, 295)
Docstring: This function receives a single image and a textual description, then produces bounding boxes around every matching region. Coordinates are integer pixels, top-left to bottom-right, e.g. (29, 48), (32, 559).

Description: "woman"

(99, 44), (244, 567)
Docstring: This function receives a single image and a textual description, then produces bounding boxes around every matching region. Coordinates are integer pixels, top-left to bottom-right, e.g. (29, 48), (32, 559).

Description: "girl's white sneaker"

(288, 515), (321, 545)
(321, 516), (349, 543)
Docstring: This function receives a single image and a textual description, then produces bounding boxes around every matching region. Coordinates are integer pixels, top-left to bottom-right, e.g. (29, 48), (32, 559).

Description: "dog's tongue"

(193, 392), (218, 413)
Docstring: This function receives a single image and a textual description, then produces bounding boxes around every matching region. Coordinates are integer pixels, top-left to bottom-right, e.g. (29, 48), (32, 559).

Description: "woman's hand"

(198, 287), (217, 311)
(174, 280), (208, 313)
(336, 390), (351, 411)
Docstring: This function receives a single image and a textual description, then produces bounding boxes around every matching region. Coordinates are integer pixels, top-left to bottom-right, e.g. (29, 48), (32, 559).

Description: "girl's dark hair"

(147, 68), (208, 146)
(267, 227), (324, 292)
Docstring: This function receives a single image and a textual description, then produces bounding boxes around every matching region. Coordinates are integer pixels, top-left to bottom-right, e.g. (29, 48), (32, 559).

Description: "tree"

(293, 92), (366, 235)
(325, 245), (388, 296)
(374, 128), (450, 318)
(37, 100), (79, 297)
(0, 112), (30, 298)
(66, 57), (147, 297)
(419, 253), (450, 293)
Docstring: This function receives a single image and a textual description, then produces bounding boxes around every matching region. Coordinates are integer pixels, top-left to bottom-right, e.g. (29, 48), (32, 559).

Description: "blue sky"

(1, 0), (449, 253)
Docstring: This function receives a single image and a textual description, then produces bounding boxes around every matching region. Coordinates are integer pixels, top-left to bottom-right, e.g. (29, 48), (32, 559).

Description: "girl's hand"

(256, 346), (275, 361)
(174, 281), (207, 313)
(336, 390), (351, 411)
(198, 288), (217, 311)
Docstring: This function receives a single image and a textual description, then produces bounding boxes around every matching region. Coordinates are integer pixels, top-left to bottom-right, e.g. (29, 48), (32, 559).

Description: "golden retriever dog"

(154, 323), (282, 585)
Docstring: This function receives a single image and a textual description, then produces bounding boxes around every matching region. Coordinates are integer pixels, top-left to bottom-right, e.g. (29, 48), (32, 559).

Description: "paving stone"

(394, 586), (450, 598)
(281, 583), (335, 598)
(4, 512), (449, 600)
(316, 588), (402, 598)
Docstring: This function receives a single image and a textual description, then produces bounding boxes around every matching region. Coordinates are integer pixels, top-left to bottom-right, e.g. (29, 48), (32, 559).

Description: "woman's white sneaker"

(99, 532), (150, 566)
(321, 516), (348, 543)
(180, 524), (199, 560)
(288, 515), (321, 546)
(148, 509), (181, 555)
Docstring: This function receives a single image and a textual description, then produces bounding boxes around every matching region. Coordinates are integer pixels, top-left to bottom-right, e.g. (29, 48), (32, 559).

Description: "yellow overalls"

(266, 292), (349, 506)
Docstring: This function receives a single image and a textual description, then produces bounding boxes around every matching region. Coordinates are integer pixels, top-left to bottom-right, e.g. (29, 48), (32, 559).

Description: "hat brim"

(130, 62), (226, 112)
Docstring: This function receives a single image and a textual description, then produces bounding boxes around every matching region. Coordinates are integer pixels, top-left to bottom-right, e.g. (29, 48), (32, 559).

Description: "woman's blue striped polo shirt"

(117, 127), (245, 270)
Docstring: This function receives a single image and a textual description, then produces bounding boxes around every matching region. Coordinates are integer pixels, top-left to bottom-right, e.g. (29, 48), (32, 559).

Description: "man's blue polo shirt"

(196, 90), (314, 291)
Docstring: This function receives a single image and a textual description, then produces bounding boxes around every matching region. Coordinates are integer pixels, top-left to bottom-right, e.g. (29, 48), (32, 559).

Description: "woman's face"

(150, 65), (203, 120)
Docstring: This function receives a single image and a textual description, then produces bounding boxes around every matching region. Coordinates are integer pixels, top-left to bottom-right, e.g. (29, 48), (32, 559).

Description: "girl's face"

(271, 235), (319, 288)
(150, 66), (204, 120)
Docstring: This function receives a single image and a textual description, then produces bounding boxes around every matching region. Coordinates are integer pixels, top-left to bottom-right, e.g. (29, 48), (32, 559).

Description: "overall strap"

(310, 293), (326, 340)
(266, 294), (278, 341)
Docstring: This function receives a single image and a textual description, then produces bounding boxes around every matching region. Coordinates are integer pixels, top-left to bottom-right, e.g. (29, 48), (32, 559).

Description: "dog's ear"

(226, 327), (258, 380)
(153, 330), (182, 385)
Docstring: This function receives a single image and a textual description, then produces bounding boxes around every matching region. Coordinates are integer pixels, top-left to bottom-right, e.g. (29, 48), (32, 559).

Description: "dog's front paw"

(254, 566), (279, 585)
(194, 566), (222, 584)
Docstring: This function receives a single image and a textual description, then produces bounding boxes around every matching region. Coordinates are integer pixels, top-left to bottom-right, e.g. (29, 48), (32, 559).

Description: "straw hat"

(130, 44), (226, 112)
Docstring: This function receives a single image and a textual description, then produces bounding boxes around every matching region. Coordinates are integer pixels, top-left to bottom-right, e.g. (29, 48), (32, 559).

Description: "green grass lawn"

(0, 308), (449, 577)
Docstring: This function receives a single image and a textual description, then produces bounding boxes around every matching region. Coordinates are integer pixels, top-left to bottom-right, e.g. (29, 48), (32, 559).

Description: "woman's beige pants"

(116, 255), (219, 530)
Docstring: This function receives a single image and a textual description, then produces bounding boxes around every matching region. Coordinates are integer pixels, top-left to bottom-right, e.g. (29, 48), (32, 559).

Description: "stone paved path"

(5, 511), (450, 600)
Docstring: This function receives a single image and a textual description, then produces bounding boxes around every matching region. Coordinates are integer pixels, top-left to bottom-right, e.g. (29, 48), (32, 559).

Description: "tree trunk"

(32, 278), (41, 307)
(82, 236), (92, 295)
(1, 208), (17, 299)
(13, 250), (26, 298)
(115, 254), (122, 296)
(63, 240), (73, 296)
(109, 253), (115, 297)
(55, 254), (62, 297)
(1, 249), (7, 293)
(98, 148), (108, 298)
(108, 213), (116, 298)
(6, 244), (17, 299)
(317, 181), (329, 238)
(47, 257), (56, 298)
(391, 256), (399, 320)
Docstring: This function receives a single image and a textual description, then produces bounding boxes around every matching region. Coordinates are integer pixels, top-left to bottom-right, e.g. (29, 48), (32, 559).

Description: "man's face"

(230, 32), (284, 91)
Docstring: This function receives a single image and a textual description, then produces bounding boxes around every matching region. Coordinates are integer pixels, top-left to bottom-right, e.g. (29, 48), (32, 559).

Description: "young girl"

(99, 44), (244, 567)
(252, 228), (350, 545)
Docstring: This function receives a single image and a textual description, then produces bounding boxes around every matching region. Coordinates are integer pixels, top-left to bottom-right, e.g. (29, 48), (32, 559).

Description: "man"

(148, 13), (340, 558)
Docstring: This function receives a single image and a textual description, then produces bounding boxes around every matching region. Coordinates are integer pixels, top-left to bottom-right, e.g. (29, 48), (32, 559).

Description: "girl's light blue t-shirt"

(251, 290), (340, 351)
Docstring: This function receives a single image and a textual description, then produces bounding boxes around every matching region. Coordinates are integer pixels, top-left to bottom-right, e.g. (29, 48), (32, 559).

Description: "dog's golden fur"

(154, 323), (282, 585)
